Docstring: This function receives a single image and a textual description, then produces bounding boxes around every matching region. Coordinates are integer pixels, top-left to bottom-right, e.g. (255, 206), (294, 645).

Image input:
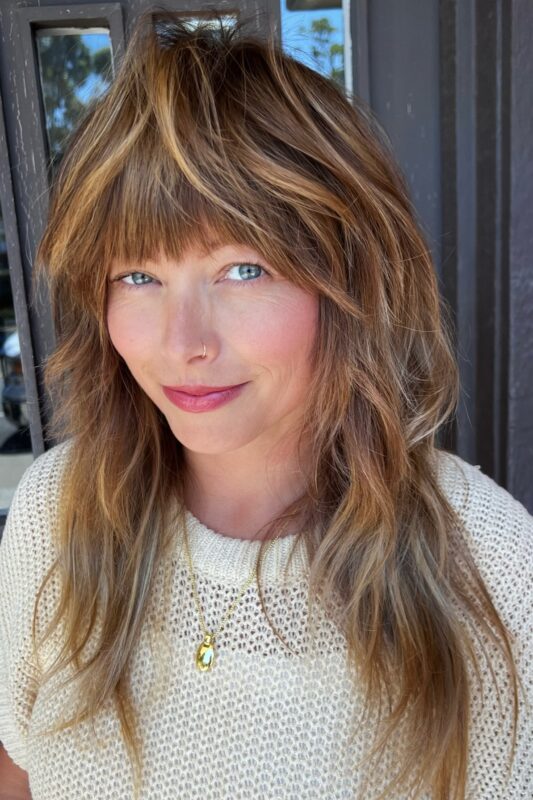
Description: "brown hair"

(32, 7), (520, 799)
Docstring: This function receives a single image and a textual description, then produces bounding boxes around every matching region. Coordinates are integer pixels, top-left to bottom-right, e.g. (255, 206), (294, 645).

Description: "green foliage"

(297, 17), (344, 87)
(37, 34), (112, 172)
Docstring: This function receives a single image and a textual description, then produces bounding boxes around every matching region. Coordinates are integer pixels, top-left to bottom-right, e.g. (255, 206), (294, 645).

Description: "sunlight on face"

(106, 242), (319, 457)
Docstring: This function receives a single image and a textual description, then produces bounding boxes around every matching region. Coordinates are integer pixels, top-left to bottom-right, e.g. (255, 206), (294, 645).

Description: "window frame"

(0, 3), (124, 536)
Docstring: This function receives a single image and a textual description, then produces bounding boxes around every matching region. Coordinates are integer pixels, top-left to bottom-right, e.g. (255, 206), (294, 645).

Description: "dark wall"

(352, 0), (533, 510)
(367, 0), (442, 264)
(0, 0), (531, 526)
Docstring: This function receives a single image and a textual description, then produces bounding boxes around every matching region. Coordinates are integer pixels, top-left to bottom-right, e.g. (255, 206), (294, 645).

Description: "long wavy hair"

(32, 7), (520, 799)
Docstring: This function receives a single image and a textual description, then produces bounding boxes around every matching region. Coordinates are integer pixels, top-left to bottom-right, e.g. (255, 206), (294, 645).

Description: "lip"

(163, 384), (244, 396)
(162, 383), (248, 413)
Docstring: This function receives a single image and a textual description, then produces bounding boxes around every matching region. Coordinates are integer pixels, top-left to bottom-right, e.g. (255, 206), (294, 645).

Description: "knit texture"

(0, 439), (531, 799)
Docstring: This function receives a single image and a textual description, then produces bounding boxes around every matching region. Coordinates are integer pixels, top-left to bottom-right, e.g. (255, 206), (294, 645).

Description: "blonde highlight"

(31, 7), (521, 799)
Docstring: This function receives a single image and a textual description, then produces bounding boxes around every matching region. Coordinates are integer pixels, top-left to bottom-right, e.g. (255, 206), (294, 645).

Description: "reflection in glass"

(281, 0), (346, 90)
(35, 28), (113, 177)
(160, 14), (237, 30)
(0, 208), (34, 509)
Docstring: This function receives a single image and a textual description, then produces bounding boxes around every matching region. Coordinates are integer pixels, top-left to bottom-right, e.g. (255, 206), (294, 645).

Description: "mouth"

(162, 383), (246, 396)
(161, 382), (249, 413)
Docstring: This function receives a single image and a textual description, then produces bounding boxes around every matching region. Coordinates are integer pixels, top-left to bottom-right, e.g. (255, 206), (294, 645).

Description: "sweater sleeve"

(0, 440), (72, 772)
(439, 453), (533, 797)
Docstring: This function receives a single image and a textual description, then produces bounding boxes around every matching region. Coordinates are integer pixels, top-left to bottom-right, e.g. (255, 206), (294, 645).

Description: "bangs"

(101, 166), (256, 270)
(93, 27), (307, 277)
(39, 11), (357, 316)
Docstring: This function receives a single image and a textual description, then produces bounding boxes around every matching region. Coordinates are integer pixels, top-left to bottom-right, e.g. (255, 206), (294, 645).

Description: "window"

(281, 0), (351, 93)
(35, 27), (114, 177)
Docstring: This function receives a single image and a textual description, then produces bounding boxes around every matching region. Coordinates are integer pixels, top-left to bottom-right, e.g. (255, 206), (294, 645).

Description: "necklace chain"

(182, 514), (277, 671)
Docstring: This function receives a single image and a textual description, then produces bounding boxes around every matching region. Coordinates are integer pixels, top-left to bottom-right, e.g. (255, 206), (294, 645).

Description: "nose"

(161, 291), (214, 362)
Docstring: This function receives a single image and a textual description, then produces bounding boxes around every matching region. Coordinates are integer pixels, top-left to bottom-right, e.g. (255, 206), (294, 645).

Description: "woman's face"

(106, 242), (319, 457)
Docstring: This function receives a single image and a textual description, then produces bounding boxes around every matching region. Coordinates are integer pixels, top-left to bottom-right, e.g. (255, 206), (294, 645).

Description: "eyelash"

(111, 261), (269, 290)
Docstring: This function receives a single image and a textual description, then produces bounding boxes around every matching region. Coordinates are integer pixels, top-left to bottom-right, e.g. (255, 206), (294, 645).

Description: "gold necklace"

(182, 514), (277, 672)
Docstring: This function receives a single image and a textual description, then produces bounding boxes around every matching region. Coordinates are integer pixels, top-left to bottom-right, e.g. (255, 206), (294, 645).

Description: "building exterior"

(0, 0), (531, 533)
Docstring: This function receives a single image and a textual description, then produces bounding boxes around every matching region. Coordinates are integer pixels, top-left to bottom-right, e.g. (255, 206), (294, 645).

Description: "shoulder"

(433, 449), (533, 621)
(0, 440), (75, 773)
(6, 437), (74, 515)
(3, 437), (74, 520)
(0, 438), (75, 593)
(432, 454), (533, 794)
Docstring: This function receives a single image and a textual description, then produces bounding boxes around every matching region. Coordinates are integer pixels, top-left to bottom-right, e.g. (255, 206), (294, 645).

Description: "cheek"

(241, 290), (318, 369)
(106, 302), (128, 357)
(106, 300), (151, 363)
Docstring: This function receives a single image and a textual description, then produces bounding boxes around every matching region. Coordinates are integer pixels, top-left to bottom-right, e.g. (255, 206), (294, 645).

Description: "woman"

(0, 8), (531, 800)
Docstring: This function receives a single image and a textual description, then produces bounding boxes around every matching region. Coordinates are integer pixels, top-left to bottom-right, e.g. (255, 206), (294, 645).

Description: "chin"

(165, 421), (259, 454)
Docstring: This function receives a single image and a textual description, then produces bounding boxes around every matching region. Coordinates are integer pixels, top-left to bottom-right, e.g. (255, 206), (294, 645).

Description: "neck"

(182, 432), (310, 541)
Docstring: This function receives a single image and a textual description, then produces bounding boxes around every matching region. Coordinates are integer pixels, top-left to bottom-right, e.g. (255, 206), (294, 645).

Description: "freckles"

(106, 302), (126, 350)
(106, 300), (142, 356)
(280, 289), (318, 335)
(105, 303), (120, 349)
(249, 291), (318, 360)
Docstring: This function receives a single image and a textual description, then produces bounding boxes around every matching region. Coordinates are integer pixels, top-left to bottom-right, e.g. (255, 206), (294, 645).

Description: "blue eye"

(111, 262), (269, 290)
(120, 272), (154, 286)
(225, 262), (267, 284)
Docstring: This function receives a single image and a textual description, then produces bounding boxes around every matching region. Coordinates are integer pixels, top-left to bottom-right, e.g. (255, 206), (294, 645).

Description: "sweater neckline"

(174, 450), (460, 588)
(178, 508), (310, 586)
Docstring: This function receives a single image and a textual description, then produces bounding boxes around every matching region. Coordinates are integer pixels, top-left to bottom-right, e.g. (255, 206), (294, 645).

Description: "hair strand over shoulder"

(32, 7), (521, 799)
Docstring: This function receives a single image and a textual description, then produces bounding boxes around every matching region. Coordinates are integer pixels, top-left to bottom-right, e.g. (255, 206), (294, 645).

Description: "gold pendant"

(196, 632), (216, 671)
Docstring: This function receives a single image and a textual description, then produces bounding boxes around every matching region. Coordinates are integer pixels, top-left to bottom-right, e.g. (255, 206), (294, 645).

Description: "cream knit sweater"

(0, 440), (531, 799)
